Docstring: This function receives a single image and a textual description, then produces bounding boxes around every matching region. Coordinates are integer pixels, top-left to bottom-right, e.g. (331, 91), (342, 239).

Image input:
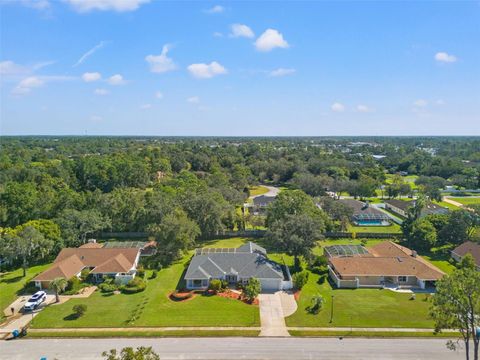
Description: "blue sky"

(1, 0), (479, 136)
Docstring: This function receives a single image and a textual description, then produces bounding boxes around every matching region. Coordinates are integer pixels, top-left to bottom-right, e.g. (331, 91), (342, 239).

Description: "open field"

(347, 223), (401, 234)
(31, 239), (259, 329)
(449, 197), (480, 206)
(433, 200), (459, 210)
(385, 174), (419, 189)
(0, 264), (51, 322)
(248, 185), (269, 197)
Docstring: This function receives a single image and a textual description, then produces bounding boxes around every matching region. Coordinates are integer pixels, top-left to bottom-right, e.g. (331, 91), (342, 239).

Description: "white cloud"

(65, 0), (150, 12)
(187, 96), (200, 104)
(12, 75), (74, 95)
(413, 99), (428, 107)
(204, 5), (224, 14)
(434, 52), (457, 63)
(269, 68), (296, 77)
(140, 103), (152, 110)
(230, 24), (255, 38)
(0, 60), (54, 78)
(73, 41), (106, 67)
(19, 0), (51, 10)
(213, 32), (224, 38)
(254, 29), (289, 52)
(107, 74), (125, 85)
(187, 61), (227, 79)
(145, 45), (177, 74)
(82, 72), (102, 82)
(356, 104), (373, 113)
(155, 91), (163, 99)
(331, 102), (345, 112)
(0, 61), (27, 76)
(94, 88), (109, 95)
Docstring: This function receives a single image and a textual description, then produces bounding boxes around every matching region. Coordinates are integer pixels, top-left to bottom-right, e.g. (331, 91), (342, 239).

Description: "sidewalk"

(288, 327), (458, 333)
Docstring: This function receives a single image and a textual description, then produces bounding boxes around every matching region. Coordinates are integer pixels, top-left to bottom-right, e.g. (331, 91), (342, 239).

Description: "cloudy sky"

(1, 0), (479, 136)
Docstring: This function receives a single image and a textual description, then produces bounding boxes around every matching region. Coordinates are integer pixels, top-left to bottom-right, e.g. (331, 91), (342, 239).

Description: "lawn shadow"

(1, 275), (23, 284)
(63, 313), (80, 321)
(175, 265), (188, 291)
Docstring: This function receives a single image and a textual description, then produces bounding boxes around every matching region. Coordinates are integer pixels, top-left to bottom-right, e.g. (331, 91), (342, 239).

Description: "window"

(398, 276), (407, 282)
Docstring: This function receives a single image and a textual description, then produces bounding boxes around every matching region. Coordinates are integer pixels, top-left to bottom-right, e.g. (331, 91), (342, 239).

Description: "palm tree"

(50, 277), (68, 303)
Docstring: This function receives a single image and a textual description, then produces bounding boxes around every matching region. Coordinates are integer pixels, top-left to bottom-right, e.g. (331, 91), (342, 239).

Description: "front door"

(225, 275), (237, 284)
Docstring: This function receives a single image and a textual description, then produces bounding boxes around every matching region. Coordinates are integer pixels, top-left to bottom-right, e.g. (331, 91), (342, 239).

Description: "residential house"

(326, 241), (445, 289)
(451, 242), (480, 271)
(252, 195), (276, 214)
(184, 242), (292, 291)
(384, 199), (448, 218)
(33, 247), (141, 289)
(338, 199), (390, 226)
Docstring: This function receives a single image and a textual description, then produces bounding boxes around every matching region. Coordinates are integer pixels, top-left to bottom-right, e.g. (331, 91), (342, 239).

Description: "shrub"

(208, 279), (223, 293)
(243, 278), (261, 302)
(309, 256), (328, 274)
(136, 265), (145, 279)
(292, 271), (309, 290)
(122, 277), (147, 294)
(98, 282), (118, 293)
(73, 304), (87, 317)
(80, 268), (90, 282)
(150, 270), (158, 279)
(307, 294), (324, 314)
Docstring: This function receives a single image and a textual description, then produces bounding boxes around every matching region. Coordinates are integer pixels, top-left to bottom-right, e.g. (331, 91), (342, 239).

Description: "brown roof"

(452, 242), (480, 267)
(33, 248), (139, 282)
(330, 256), (444, 280)
(338, 199), (386, 217)
(329, 241), (445, 280)
(33, 255), (85, 281)
(384, 199), (412, 211)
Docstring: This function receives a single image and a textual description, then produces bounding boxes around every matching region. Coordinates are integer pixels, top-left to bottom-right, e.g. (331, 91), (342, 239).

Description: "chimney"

(412, 250), (417, 258)
(88, 238), (96, 243)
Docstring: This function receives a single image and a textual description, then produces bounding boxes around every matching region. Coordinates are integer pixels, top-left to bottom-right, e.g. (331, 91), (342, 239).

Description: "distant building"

(252, 195), (276, 214)
(451, 242), (480, 271)
(384, 199), (448, 218)
(338, 199), (390, 226)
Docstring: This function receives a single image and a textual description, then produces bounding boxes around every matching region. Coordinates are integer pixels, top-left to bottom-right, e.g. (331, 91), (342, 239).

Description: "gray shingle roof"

(185, 242), (284, 280)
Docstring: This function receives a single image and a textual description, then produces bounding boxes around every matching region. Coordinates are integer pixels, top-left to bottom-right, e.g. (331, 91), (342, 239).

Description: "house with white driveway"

(184, 242), (292, 291)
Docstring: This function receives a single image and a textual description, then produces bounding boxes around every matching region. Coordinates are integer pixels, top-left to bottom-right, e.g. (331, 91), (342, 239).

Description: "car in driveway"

(23, 291), (47, 311)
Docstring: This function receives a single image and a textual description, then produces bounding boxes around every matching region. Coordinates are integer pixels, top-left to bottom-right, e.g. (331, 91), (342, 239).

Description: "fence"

(324, 232), (402, 239)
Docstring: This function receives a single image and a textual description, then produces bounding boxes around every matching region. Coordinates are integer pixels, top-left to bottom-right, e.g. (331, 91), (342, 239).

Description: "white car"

(23, 291), (47, 311)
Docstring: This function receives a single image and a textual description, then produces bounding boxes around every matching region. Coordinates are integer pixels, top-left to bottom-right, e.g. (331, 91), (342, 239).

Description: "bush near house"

(121, 277), (147, 294)
(293, 271), (310, 290)
(208, 279), (223, 293)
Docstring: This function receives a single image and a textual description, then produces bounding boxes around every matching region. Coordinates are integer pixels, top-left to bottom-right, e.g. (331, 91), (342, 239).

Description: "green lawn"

(449, 197), (480, 206)
(0, 264), (51, 321)
(385, 174), (419, 189)
(433, 201), (459, 210)
(248, 185), (269, 197)
(286, 238), (444, 329)
(31, 239), (259, 329)
(285, 271), (435, 328)
(347, 223), (401, 234)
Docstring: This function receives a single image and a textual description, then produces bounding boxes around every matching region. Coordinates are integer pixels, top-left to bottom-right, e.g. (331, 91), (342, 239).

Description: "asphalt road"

(1, 337), (465, 360)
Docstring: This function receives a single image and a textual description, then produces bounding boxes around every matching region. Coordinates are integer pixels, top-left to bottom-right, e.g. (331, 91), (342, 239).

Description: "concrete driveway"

(259, 291), (297, 337)
(0, 294), (55, 336)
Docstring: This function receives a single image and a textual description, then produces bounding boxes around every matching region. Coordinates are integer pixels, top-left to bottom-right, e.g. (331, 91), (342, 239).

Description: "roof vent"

(88, 238), (96, 243)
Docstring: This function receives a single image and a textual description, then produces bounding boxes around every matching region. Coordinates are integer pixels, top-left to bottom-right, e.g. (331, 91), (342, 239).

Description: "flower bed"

(169, 290), (195, 302)
(218, 290), (258, 305)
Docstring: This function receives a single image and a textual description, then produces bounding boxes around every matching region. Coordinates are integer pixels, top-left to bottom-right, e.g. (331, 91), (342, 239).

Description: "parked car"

(23, 291), (47, 311)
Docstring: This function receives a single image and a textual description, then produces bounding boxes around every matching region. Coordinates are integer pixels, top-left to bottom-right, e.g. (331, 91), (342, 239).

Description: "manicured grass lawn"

(285, 271), (435, 328)
(433, 201), (459, 210)
(27, 330), (260, 338)
(31, 239), (259, 329)
(449, 197), (480, 206)
(385, 174), (419, 189)
(347, 223), (401, 234)
(0, 264), (51, 321)
(249, 185), (269, 197)
(289, 330), (458, 338)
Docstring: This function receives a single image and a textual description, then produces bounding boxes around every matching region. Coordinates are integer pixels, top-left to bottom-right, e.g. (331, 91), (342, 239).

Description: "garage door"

(259, 278), (281, 291)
